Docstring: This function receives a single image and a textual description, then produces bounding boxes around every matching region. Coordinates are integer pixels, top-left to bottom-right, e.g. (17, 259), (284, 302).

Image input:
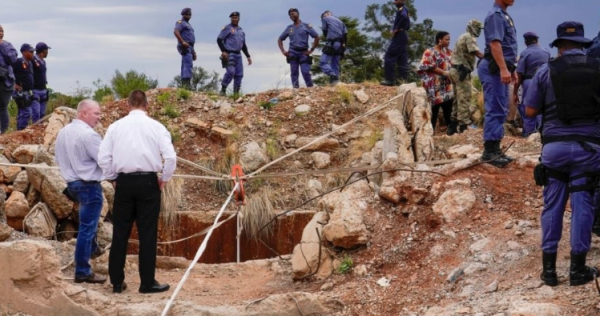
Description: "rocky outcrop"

(409, 88), (434, 162)
(320, 180), (370, 249)
(291, 212), (333, 280)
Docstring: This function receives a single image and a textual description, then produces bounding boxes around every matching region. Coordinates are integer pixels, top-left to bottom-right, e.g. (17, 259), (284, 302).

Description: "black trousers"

(431, 99), (453, 131)
(109, 173), (161, 287)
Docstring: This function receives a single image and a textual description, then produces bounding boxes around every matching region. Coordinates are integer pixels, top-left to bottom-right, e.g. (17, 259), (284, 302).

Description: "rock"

(504, 221), (514, 229)
(24, 203), (57, 239)
(295, 137), (340, 152)
(240, 142), (269, 172)
(447, 267), (464, 283)
(235, 97), (243, 104)
(0, 155), (21, 183)
(377, 277), (391, 287)
(12, 145), (54, 166)
(408, 88), (434, 161)
(295, 104), (311, 114)
(432, 189), (476, 222)
(311, 152), (331, 169)
(0, 189), (5, 224)
(527, 132), (541, 143)
(469, 238), (490, 254)
(353, 89), (370, 104)
(56, 220), (78, 242)
(244, 292), (343, 316)
(354, 264), (368, 276)
(447, 144), (479, 159)
(0, 222), (12, 241)
(321, 180), (370, 249)
(26, 185), (41, 208)
(219, 102), (232, 115)
(320, 282), (334, 291)
(44, 107), (76, 152)
(284, 134), (298, 147)
(101, 181), (114, 213)
(384, 110), (413, 163)
(485, 279), (499, 293)
(26, 163), (74, 219)
(509, 299), (562, 316)
(0, 240), (99, 316)
(306, 179), (323, 199)
(13, 170), (29, 193)
(5, 191), (29, 230)
(277, 90), (294, 101)
(97, 221), (113, 247)
(291, 212), (334, 280)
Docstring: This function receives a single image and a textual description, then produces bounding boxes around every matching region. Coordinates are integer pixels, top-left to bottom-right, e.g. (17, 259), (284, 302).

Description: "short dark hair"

(554, 39), (584, 50)
(128, 90), (148, 108)
(525, 38), (538, 46)
(435, 31), (450, 45)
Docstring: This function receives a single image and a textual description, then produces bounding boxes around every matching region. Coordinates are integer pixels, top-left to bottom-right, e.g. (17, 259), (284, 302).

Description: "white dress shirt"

(98, 110), (177, 181)
(55, 119), (104, 182)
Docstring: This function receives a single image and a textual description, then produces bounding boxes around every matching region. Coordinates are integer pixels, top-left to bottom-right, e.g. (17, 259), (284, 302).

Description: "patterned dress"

(418, 47), (454, 106)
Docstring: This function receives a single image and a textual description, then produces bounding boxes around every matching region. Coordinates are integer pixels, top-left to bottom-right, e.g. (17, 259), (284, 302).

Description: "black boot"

(569, 252), (600, 286)
(458, 124), (468, 133)
(330, 76), (339, 85)
(220, 85), (227, 96)
(541, 252), (558, 286)
(481, 141), (511, 167)
(494, 141), (515, 163)
(182, 78), (192, 90)
(233, 87), (240, 95)
(446, 120), (458, 136)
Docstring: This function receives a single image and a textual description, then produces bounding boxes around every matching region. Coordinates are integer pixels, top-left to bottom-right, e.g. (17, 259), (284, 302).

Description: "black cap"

(229, 11), (240, 18)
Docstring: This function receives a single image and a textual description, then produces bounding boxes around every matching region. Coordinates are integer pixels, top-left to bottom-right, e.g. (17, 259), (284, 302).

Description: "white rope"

(161, 183), (239, 316)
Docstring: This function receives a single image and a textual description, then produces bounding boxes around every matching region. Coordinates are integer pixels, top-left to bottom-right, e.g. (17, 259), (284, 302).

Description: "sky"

(1, 0), (598, 95)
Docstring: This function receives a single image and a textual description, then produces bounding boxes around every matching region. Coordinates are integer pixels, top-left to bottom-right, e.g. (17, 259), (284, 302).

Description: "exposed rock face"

(384, 109), (413, 164)
(26, 163), (75, 219)
(291, 212), (333, 280)
(409, 88), (434, 162)
(44, 107), (76, 153)
(23, 202), (57, 238)
(240, 141), (269, 172)
(0, 240), (99, 316)
(320, 180), (370, 249)
(311, 152), (331, 169)
(5, 191), (30, 230)
(432, 188), (476, 222)
(295, 137), (340, 152)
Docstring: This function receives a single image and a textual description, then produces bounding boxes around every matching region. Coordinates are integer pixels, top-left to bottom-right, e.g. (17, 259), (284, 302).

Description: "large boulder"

(12, 144), (54, 166)
(0, 240), (99, 316)
(320, 180), (370, 249)
(240, 141), (269, 172)
(24, 202), (57, 239)
(44, 107), (76, 153)
(101, 181), (115, 213)
(26, 163), (74, 219)
(291, 212), (333, 280)
(5, 191), (30, 230)
(384, 109), (413, 164)
(0, 155), (21, 183)
(408, 88), (434, 162)
(0, 222), (12, 241)
(13, 170), (29, 193)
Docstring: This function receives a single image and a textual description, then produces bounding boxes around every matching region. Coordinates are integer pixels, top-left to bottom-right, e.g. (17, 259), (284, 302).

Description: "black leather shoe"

(113, 282), (127, 293)
(74, 273), (107, 284)
(380, 80), (395, 86)
(139, 281), (170, 294)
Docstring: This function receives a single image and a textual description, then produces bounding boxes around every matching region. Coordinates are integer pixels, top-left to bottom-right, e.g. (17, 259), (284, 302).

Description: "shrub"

(176, 88), (192, 100)
(337, 255), (353, 274)
(111, 70), (158, 99)
(162, 103), (180, 118)
(92, 79), (113, 102)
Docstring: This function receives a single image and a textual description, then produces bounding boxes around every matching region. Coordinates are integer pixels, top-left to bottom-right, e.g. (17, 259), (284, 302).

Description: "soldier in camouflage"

(448, 20), (484, 135)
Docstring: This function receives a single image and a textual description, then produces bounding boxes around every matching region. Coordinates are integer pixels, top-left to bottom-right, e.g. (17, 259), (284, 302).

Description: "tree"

(168, 66), (221, 92)
(110, 70), (158, 99)
(363, 0), (439, 82)
(311, 16), (383, 85)
(92, 79), (113, 102)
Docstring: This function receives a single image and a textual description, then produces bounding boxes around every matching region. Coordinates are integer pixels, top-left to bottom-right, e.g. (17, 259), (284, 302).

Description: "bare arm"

(525, 106), (540, 117)
(277, 38), (288, 56)
(173, 29), (189, 48)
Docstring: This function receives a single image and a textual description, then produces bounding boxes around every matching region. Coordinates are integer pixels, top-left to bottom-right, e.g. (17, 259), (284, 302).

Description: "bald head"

(76, 99), (101, 128)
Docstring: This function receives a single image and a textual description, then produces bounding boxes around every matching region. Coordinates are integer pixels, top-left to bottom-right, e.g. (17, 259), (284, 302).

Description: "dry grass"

(346, 121), (383, 165)
(160, 177), (184, 235)
(240, 188), (280, 241)
(213, 142), (238, 194)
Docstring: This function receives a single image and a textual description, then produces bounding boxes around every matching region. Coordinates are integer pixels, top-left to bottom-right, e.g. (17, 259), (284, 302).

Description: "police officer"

(217, 11), (252, 96)
(319, 11), (347, 85)
(380, 0), (411, 86)
(514, 32), (550, 137)
(0, 25), (18, 134)
(477, 0), (517, 167)
(277, 8), (320, 89)
(447, 20), (484, 135)
(12, 44), (35, 131)
(174, 8), (196, 90)
(525, 21), (600, 287)
(587, 28), (600, 58)
(31, 42), (50, 122)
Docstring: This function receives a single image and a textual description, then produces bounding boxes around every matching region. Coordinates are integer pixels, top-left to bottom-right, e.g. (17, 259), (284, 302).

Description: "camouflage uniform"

(450, 20), (484, 126)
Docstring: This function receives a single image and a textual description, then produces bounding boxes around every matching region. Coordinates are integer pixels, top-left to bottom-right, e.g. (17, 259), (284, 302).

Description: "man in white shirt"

(98, 90), (176, 294)
(55, 99), (107, 284)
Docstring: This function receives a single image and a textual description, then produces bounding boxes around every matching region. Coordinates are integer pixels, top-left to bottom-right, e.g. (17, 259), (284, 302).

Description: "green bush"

(337, 255), (353, 274)
(162, 103), (180, 118)
(92, 79), (113, 102)
(176, 88), (192, 100)
(111, 70), (158, 99)
(157, 92), (171, 105)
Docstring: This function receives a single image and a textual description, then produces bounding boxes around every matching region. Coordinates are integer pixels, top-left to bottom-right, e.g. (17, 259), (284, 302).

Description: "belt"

(118, 172), (157, 176)
(70, 180), (100, 184)
(227, 50), (241, 54)
(290, 46), (309, 51)
(523, 74), (534, 80)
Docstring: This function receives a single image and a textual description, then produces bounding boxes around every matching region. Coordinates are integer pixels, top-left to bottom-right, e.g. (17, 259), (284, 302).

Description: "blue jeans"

(68, 180), (103, 278)
(541, 142), (600, 254)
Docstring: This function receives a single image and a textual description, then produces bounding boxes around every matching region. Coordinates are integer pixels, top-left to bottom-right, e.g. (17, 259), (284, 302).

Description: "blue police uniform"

(319, 14), (347, 82)
(587, 32), (600, 58)
(383, 5), (411, 83)
(279, 22), (319, 88)
(31, 51), (48, 122)
(174, 18), (195, 81)
(516, 43), (550, 136)
(478, 3), (518, 141)
(0, 40), (18, 134)
(12, 55), (34, 131)
(525, 21), (600, 287)
(218, 22), (250, 93)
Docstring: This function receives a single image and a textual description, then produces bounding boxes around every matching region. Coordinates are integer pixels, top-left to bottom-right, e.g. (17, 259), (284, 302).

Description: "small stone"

(485, 279), (499, 293)
(320, 282), (334, 291)
(504, 221), (514, 229)
(446, 267), (464, 283)
(354, 264), (368, 276)
(515, 230), (524, 237)
(295, 104), (311, 114)
(377, 277), (391, 287)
